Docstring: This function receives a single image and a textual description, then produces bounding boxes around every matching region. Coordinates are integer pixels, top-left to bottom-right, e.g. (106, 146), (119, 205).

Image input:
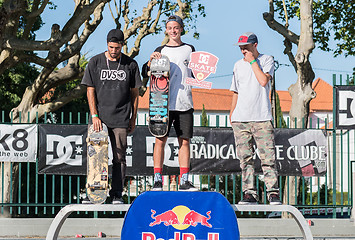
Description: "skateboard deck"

(86, 123), (109, 204)
(148, 55), (170, 137)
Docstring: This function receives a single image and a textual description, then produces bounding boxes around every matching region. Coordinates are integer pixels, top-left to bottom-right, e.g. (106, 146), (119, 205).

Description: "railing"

(0, 74), (353, 218)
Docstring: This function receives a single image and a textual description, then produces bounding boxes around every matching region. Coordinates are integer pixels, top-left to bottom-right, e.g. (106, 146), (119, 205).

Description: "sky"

(36, 0), (354, 91)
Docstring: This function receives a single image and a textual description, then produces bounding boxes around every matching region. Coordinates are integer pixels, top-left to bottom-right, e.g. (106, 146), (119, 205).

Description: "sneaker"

(152, 181), (163, 191)
(82, 196), (92, 204)
(238, 193), (258, 205)
(179, 181), (198, 192)
(269, 194), (282, 205)
(112, 196), (124, 204)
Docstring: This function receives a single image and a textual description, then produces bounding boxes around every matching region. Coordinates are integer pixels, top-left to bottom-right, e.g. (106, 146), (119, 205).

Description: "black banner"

(37, 125), (327, 176)
(335, 85), (355, 129)
(38, 125), (88, 175)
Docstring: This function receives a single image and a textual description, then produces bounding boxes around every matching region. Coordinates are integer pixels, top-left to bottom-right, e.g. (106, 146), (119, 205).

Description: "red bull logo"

(150, 205), (212, 229)
(142, 232), (219, 240)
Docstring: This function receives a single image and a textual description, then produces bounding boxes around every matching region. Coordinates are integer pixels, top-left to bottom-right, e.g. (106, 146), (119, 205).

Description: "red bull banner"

(121, 191), (239, 240)
(186, 51), (219, 89)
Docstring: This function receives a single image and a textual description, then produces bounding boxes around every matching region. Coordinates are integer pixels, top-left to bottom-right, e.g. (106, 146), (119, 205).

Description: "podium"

(121, 191), (240, 240)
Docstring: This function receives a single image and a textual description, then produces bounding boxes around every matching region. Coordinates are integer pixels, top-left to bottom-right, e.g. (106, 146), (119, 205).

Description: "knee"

(155, 137), (167, 148)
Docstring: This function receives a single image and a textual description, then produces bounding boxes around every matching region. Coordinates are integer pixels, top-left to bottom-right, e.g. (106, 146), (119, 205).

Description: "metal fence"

(0, 74), (353, 218)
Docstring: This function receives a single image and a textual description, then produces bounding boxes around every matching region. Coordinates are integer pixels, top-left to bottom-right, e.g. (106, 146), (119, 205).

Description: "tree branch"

(263, 11), (299, 45)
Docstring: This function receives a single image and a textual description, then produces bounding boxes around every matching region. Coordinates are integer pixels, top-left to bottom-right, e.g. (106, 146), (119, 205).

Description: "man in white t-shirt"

(142, 15), (197, 191)
(229, 32), (281, 205)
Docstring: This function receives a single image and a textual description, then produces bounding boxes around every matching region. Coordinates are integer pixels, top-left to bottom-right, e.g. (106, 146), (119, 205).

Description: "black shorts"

(167, 108), (194, 139)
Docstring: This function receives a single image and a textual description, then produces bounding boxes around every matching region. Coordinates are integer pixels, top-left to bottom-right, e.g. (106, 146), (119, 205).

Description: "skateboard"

(148, 55), (170, 137)
(86, 123), (109, 204)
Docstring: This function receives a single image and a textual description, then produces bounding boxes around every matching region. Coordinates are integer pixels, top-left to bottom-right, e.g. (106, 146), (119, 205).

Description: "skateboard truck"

(87, 181), (106, 190)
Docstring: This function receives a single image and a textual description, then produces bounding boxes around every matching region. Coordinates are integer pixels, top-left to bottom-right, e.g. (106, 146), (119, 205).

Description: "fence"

(0, 74), (353, 218)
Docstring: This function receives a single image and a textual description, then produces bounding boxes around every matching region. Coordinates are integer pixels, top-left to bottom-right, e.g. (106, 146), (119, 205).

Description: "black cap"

(107, 29), (124, 43)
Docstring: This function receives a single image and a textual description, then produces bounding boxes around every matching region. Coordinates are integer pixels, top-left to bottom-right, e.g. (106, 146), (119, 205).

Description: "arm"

(140, 51), (163, 96)
(87, 86), (102, 131)
(244, 52), (272, 87)
(128, 88), (139, 133)
(229, 91), (238, 124)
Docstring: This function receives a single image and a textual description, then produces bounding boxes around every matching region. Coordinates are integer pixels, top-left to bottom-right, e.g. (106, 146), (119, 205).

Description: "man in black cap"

(81, 29), (142, 204)
(229, 32), (281, 205)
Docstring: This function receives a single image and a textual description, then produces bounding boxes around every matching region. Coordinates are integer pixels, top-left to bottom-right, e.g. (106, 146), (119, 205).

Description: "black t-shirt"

(81, 52), (142, 128)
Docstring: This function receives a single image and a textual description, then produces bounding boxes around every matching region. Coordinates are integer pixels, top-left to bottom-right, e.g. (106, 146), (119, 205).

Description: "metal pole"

(351, 161), (355, 224)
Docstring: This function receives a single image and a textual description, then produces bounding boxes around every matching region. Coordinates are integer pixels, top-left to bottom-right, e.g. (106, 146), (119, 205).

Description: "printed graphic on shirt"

(100, 69), (127, 81)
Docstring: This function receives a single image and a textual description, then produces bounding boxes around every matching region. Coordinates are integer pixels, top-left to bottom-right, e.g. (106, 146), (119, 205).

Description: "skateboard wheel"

(162, 117), (168, 123)
(163, 71), (169, 77)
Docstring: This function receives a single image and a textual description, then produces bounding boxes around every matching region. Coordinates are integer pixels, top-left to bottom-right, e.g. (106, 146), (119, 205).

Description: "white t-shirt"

(230, 54), (274, 122)
(155, 44), (194, 111)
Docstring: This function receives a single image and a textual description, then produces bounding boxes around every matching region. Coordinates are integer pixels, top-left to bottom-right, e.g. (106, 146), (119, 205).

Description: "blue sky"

(37, 0), (354, 90)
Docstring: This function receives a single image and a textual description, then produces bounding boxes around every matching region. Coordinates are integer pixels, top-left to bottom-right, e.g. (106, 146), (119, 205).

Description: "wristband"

(91, 114), (98, 118)
(250, 59), (257, 65)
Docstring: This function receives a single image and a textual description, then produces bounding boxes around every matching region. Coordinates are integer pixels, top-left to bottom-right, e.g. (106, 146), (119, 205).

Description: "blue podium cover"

(121, 191), (239, 240)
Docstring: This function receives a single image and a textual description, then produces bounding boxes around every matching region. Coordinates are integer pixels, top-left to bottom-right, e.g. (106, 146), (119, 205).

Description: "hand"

(92, 117), (102, 132)
(244, 51), (255, 63)
(150, 52), (162, 62)
(128, 118), (136, 134)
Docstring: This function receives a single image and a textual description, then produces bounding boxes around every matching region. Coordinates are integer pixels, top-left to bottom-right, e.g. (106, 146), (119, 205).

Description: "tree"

(201, 104), (208, 126)
(263, 0), (354, 212)
(0, 0), (205, 216)
(263, 0), (315, 212)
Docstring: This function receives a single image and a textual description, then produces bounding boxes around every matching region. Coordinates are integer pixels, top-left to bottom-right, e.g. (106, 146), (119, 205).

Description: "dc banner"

(38, 124), (88, 175)
(37, 125), (327, 176)
(335, 85), (355, 129)
(0, 124), (37, 162)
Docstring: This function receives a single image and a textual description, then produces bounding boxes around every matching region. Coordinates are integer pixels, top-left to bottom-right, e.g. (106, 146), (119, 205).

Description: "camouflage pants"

(232, 121), (279, 198)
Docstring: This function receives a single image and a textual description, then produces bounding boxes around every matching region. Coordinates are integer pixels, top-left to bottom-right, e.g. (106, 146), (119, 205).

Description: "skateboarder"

(142, 15), (197, 191)
(81, 29), (142, 204)
(229, 32), (281, 205)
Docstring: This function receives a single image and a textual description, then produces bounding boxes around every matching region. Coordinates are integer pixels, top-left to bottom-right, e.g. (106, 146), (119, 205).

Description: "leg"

(178, 137), (190, 168)
(108, 128), (128, 198)
(252, 121), (279, 197)
(153, 136), (168, 169)
(173, 109), (197, 191)
(232, 122), (257, 197)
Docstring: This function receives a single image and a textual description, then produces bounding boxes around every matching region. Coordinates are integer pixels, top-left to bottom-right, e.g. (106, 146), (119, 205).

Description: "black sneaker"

(269, 194), (282, 205)
(82, 196), (92, 204)
(152, 181), (163, 191)
(238, 193), (258, 205)
(112, 196), (124, 204)
(179, 181), (198, 192)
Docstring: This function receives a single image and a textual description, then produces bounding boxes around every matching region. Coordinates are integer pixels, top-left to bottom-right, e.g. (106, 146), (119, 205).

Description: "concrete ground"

(0, 218), (355, 239)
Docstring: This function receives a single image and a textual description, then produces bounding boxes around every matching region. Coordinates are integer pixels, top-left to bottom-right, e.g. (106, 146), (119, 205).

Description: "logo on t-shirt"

(100, 69), (127, 81)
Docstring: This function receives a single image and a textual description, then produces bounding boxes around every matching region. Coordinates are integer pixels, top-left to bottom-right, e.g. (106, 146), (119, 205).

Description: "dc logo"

(198, 54), (210, 64)
(145, 137), (179, 167)
(337, 88), (355, 128)
(46, 135), (83, 166)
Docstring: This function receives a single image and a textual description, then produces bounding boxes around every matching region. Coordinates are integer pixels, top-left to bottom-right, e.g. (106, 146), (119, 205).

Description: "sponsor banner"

(335, 85), (355, 129)
(186, 51), (219, 89)
(190, 127), (327, 176)
(0, 124), (37, 162)
(38, 124), (88, 175)
(37, 126), (327, 176)
(121, 191), (240, 240)
(38, 124), (133, 175)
